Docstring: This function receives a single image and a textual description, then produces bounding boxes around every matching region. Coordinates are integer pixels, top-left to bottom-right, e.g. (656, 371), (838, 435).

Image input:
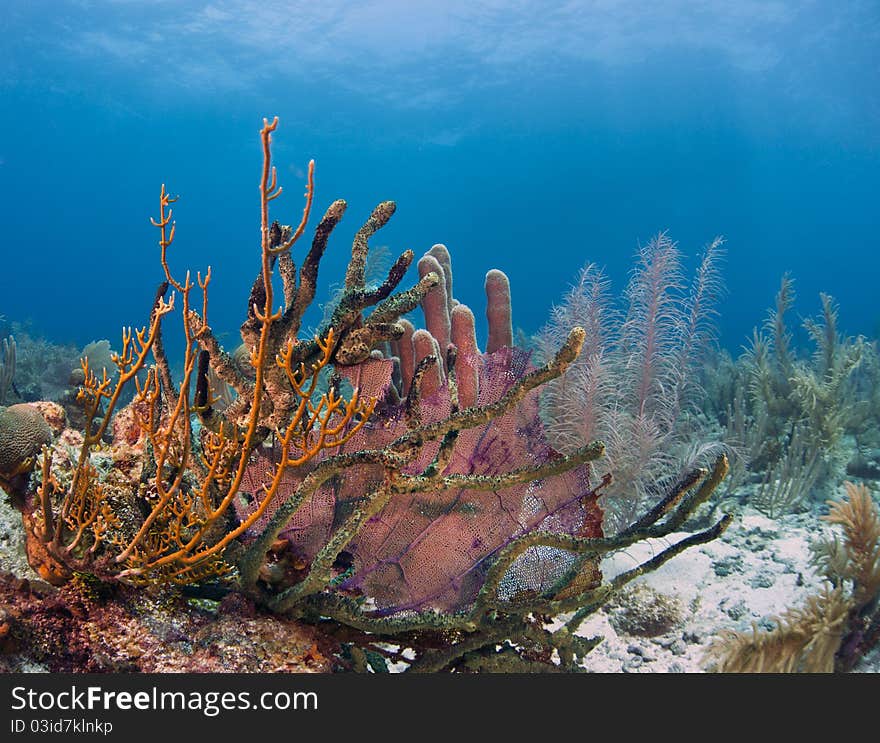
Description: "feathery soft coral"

(537, 232), (725, 530)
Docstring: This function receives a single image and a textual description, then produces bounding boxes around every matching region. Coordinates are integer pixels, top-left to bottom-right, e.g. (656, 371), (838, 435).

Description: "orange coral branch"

(38, 117), (375, 587)
(151, 183), (181, 291)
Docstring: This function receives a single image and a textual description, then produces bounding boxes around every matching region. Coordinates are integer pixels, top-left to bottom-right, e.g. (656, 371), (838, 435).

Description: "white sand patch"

(566, 502), (880, 673)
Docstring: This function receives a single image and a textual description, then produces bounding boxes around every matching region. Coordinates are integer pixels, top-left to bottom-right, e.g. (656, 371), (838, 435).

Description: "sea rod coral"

(2, 117), (731, 671)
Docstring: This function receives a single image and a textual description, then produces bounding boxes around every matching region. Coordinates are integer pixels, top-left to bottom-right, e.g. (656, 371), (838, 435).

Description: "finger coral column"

(485, 269), (513, 353)
(410, 244), (516, 356)
(390, 245), (516, 405)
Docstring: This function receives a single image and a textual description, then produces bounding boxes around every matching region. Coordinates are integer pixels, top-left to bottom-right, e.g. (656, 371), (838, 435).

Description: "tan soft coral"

(823, 481), (880, 607)
(707, 481), (880, 673)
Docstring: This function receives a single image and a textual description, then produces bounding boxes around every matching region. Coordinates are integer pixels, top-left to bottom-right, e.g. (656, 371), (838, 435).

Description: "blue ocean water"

(1, 1), (878, 356)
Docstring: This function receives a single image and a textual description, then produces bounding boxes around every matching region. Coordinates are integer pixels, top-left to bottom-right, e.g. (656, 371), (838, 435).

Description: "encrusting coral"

(1, 117), (732, 672)
(606, 583), (684, 638)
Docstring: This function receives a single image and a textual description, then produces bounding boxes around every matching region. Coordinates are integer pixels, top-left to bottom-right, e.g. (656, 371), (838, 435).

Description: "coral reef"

(0, 320), (121, 435)
(680, 275), (877, 531)
(0, 572), (331, 673)
(0, 117), (732, 672)
(0, 322), (79, 404)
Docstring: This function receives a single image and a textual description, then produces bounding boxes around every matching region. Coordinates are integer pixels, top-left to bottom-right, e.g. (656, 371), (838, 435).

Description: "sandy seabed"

(573, 499), (880, 673)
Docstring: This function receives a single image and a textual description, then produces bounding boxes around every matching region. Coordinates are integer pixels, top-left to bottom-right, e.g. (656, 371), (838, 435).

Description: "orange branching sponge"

(115, 328), (374, 584)
(29, 117), (373, 585)
(30, 301), (173, 579)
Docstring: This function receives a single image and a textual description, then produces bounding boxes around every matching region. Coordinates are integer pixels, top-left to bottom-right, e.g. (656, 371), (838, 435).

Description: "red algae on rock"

(0, 571), (332, 673)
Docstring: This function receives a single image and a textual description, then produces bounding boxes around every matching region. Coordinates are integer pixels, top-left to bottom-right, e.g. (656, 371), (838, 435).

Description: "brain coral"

(0, 403), (52, 481)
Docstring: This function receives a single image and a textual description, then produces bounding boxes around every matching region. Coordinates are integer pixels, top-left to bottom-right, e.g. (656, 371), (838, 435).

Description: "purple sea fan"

(236, 344), (603, 617)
